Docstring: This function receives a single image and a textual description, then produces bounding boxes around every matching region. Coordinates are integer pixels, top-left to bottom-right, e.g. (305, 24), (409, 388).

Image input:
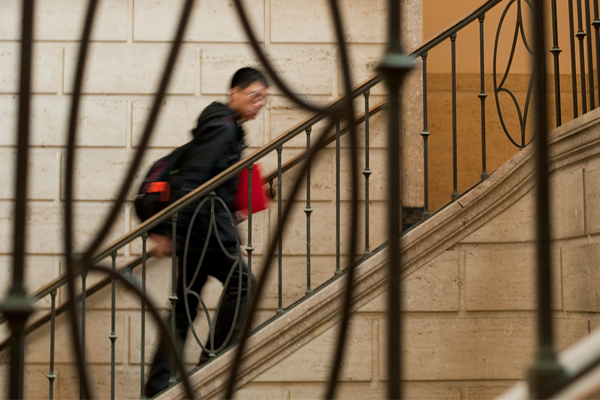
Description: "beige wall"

(0, 0), (423, 398)
(232, 97), (600, 400)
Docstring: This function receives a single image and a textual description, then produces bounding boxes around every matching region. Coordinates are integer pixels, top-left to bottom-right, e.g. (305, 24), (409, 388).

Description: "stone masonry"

(169, 101), (600, 400)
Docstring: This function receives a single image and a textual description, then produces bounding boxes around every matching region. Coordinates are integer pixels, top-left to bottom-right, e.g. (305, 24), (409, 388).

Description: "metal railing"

(4, 0), (600, 399)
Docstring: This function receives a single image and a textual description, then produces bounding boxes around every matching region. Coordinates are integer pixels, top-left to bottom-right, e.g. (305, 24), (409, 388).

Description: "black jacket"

(166, 102), (245, 253)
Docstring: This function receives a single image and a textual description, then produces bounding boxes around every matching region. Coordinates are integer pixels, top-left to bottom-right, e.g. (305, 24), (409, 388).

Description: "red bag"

(234, 163), (270, 219)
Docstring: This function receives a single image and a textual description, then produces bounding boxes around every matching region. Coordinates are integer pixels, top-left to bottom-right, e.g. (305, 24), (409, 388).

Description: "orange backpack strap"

(146, 182), (170, 202)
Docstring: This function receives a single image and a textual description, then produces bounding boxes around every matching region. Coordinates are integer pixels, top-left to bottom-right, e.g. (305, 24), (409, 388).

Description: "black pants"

(144, 248), (254, 398)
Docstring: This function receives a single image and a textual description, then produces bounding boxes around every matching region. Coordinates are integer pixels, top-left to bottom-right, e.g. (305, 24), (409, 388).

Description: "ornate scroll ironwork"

(493, 0), (534, 148)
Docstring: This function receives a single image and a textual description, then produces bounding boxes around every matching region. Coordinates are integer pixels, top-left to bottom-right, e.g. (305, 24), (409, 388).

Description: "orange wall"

(420, 0), (584, 212)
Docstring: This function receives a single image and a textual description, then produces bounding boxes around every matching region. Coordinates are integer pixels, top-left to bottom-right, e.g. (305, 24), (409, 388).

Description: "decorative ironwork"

(0, 0), (37, 398)
(493, 0), (534, 149)
(180, 193), (247, 358)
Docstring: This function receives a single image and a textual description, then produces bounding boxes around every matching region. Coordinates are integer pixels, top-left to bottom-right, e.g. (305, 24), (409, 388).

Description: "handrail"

(262, 102), (388, 183)
(0, 104), (387, 338)
(411, 0), (503, 57)
(0, 252), (155, 352)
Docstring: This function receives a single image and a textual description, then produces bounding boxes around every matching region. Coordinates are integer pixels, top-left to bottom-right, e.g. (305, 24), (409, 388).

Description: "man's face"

(229, 81), (268, 122)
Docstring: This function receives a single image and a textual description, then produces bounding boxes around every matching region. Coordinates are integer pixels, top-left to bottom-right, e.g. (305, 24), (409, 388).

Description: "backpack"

(134, 142), (191, 222)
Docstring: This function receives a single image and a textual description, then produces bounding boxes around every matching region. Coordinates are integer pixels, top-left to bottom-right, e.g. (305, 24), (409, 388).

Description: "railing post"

(451, 32), (460, 201)
(276, 147), (284, 315)
(110, 252), (118, 400)
(304, 128), (313, 296)
(585, 0), (596, 109)
(363, 91), (372, 256)
(421, 52), (431, 220)
(593, 0), (600, 103)
(479, 15), (489, 181)
(246, 164), (255, 306)
(169, 212), (178, 387)
(550, 0), (562, 127)
(577, 0), (589, 113)
(47, 289), (57, 400)
(335, 121), (342, 277)
(569, 0), (580, 118)
(140, 234), (147, 400)
(80, 268), (87, 399)
(528, 0), (566, 397)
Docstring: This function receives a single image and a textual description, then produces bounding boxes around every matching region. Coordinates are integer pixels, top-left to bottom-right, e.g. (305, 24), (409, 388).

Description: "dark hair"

(230, 67), (268, 90)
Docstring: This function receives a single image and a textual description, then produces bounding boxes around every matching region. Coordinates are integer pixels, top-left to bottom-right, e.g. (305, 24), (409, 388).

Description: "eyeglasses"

(242, 90), (267, 104)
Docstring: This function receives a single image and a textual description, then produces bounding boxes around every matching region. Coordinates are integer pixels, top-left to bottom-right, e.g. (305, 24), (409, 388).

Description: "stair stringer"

(161, 107), (600, 400)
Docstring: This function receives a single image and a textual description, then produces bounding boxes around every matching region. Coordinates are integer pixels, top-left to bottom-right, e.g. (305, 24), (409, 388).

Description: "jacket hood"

(192, 102), (236, 139)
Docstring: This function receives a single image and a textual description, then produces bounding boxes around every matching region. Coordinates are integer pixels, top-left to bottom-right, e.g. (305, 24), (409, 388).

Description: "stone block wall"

(0, 1), (422, 398)
(234, 116), (600, 399)
(231, 110), (600, 400)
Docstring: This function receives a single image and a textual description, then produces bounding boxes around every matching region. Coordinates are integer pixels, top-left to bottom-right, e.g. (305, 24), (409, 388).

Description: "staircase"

(158, 90), (600, 400)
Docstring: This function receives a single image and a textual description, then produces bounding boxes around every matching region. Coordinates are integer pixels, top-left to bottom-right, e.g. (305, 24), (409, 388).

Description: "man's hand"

(235, 210), (248, 224)
(149, 234), (173, 257)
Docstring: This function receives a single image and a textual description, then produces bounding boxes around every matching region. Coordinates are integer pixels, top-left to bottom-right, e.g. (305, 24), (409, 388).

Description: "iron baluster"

(421, 53), (431, 220)
(577, 0), (589, 113)
(569, 0), (580, 117)
(479, 15), (489, 181)
(451, 33), (460, 201)
(585, 0), (596, 108)
(528, 0), (566, 397)
(277, 147), (284, 315)
(110, 252), (118, 400)
(47, 289), (57, 400)
(363, 90), (372, 256)
(305, 128), (313, 296)
(80, 270), (87, 399)
(550, 0), (562, 127)
(246, 164), (255, 307)
(86, 262), (197, 399)
(335, 121), (342, 277)
(140, 235), (148, 400)
(593, 0), (600, 103)
(169, 212), (178, 387)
